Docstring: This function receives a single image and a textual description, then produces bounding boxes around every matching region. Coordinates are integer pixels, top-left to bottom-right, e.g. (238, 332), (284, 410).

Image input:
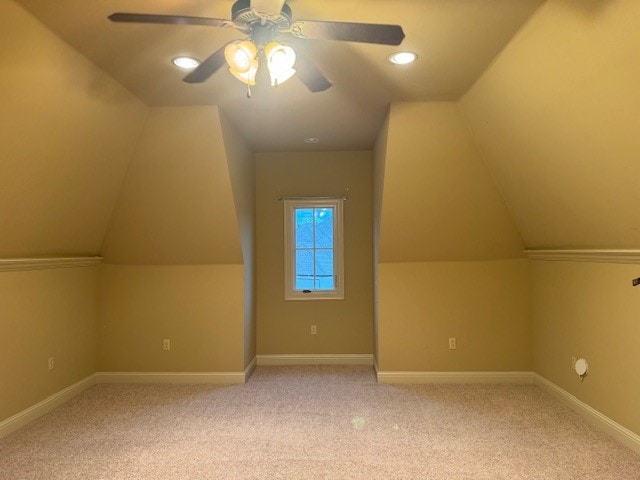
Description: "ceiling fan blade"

(295, 54), (333, 93)
(290, 20), (405, 46)
(109, 12), (231, 28)
(183, 46), (228, 84)
(250, 0), (285, 16)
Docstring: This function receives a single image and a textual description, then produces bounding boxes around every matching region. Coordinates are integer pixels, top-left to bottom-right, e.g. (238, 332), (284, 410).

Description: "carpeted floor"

(1, 366), (639, 479)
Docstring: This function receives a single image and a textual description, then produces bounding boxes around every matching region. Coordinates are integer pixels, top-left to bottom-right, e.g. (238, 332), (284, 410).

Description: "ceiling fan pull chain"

(247, 83), (252, 98)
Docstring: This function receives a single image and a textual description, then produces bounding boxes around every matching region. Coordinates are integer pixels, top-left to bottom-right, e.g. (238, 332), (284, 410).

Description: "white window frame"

(284, 198), (344, 301)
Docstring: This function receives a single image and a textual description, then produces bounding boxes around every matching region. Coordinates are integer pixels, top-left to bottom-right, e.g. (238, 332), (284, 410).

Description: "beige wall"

(532, 260), (640, 436)
(459, 0), (640, 437)
(219, 113), (257, 368)
(461, 0), (640, 249)
(378, 260), (532, 371)
(0, 0), (147, 258)
(0, 1), (143, 424)
(101, 106), (242, 265)
(380, 102), (524, 262)
(98, 265), (244, 372)
(0, 267), (98, 421)
(98, 106), (251, 372)
(372, 111), (391, 362)
(375, 102), (529, 372)
(256, 151), (374, 355)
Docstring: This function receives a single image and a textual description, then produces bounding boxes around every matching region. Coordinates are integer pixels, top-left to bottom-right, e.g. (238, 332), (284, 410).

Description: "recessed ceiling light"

(172, 56), (200, 70)
(304, 137), (320, 144)
(389, 51), (417, 65)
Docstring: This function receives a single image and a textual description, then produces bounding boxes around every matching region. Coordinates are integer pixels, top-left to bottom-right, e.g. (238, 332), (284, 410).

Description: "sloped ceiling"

(0, 0), (147, 258)
(101, 106), (243, 264)
(461, 0), (640, 249)
(13, 0), (543, 151)
(378, 103), (524, 262)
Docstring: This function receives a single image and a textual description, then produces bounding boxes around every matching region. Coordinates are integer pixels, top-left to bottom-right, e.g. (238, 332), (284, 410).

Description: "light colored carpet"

(1, 366), (639, 479)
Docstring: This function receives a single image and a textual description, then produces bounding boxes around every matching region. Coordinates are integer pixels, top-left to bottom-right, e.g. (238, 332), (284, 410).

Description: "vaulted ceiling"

(3, 0), (639, 259)
(14, 0), (543, 151)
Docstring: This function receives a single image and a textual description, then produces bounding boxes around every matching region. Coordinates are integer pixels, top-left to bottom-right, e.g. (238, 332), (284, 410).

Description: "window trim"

(284, 198), (344, 301)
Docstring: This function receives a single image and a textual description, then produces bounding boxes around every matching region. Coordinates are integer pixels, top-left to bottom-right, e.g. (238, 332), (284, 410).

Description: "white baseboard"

(533, 373), (640, 455)
(244, 357), (257, 381)
(257, 354), (374, 366)
(0, 374), (97, 439)
(377, 370), (534, 384)
(95, 371), (246, 384)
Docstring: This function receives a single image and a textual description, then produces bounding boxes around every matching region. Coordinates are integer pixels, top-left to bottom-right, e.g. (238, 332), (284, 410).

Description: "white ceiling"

(15, 0), (543, 151)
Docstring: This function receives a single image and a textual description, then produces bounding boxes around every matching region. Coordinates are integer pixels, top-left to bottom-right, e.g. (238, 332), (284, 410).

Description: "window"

(284, 198), (344, 300)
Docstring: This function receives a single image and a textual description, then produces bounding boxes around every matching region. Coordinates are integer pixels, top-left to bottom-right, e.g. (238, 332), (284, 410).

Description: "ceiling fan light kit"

(224, 40), (259, 85)
(264, 42), (296, 86)
(109, 0), (405, 94)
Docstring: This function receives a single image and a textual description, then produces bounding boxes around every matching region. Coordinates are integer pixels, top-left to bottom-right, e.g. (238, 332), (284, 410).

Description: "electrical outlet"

(571, 356), (576, 371)
(311, 325), (317, 335)
(448, 337), (457, 350)
(163, 339), (171, 351)
(48, 357), (55, 371)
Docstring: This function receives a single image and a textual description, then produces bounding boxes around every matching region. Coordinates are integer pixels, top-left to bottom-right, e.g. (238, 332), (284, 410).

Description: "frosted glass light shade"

(225, 40), (259, 85)
(265, 42), (296, 86)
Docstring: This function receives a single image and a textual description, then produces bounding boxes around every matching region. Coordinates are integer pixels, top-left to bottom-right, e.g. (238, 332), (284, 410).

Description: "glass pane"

(295, 209), (314, 248)
(295, 249), (314, 290)
(315, 249), (334, 290)
(314, 208), (333, 248)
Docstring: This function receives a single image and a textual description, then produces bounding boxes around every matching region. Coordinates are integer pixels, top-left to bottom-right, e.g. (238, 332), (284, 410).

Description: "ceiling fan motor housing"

(232, 0), (293, 35)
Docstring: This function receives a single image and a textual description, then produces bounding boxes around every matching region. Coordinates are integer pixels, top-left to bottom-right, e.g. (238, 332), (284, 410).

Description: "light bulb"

(265, 42), (296, 87)
(225, 40), (258, 73)
(232, 49), (251, 70)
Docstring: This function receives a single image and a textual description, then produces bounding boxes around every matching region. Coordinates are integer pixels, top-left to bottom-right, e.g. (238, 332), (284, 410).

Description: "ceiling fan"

(109, 0), (405, 93)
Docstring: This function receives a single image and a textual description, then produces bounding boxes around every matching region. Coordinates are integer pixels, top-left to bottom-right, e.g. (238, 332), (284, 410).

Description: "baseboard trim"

(95, 371), (245, 384)
(244, 357), (257, 381)
(377, 370), (534, 384)
(0, 374), (97, 439)
(533, 374), (640, 455)
(257, 354), (374, 366)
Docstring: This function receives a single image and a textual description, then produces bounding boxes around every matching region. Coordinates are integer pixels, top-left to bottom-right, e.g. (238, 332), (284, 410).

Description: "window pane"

(295, 209), (314, 248)
(314, 208), (333, 248)
(295, 249), (314, 290)
(315, 249), (334, 290)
